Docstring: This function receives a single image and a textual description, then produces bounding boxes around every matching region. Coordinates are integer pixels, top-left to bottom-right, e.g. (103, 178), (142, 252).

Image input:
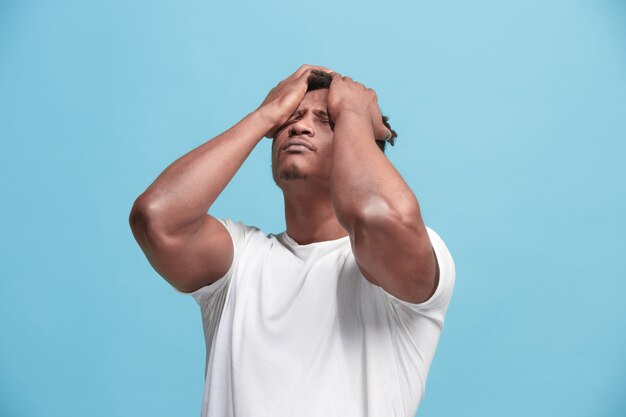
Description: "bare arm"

(327, 73), (438, 304)
(129, 110), (273, 292)
(129, 64), (332, 293)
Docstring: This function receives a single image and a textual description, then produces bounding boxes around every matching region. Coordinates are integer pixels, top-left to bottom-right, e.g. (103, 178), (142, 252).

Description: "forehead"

(296, 89), (328, 111)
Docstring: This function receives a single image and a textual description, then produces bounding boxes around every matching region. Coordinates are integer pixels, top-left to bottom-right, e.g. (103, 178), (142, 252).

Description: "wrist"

(249, 107), (280, 139)
(253, 104), (277, 122)
(333, 107), (371, 122)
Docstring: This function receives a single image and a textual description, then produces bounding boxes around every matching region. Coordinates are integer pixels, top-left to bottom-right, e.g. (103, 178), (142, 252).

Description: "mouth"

(282, 138), (315, 152)
(283, 145), (312, 153)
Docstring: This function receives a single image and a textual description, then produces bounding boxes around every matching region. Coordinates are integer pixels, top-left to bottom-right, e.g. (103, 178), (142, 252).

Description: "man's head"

(303, 70), (397, 152)
(271, 70), (397, 190)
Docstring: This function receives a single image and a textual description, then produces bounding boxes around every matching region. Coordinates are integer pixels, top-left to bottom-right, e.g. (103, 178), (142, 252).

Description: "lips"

(282, 138), (314, 152)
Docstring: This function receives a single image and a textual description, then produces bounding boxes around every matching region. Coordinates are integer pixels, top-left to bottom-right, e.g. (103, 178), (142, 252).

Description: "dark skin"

(129, 64), (438, 303)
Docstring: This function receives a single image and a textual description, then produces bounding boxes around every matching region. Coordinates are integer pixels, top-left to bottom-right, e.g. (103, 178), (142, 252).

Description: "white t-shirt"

(175, 217), (455, 417)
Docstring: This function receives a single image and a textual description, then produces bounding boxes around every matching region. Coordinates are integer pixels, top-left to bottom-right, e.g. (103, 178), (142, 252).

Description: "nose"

(288, 117), (314, 137)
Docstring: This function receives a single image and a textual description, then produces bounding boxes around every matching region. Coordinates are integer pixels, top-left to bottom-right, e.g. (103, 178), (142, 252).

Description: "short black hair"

(307, 69), (397, 153)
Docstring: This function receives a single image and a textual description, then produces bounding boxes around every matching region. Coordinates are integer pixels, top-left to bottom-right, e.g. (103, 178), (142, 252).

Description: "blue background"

(1, 1), (625, 416)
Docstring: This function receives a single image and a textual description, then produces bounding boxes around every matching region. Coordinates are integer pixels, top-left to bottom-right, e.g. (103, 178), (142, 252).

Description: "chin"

(278, 161), (309, 181)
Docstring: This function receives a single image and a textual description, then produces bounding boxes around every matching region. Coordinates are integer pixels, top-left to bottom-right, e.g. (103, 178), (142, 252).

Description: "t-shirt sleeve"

(171, 217), (250, 304)
(380, 226), (456, 322)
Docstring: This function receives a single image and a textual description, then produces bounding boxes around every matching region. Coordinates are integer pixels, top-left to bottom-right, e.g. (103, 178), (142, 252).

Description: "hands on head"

(256, 64), (395, 144)
(324, 70), (394, 143)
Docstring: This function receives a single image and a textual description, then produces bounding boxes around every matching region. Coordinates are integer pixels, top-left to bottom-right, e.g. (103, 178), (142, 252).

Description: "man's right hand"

(256, 64), (333, 139)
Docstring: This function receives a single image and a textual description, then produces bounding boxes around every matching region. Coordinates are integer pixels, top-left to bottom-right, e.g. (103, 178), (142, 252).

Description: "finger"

(328, 71), (342, 80)
(295, 67), (320, 83)
(294, 64), (318, 78)
(375, 127), (393, 142)
(298, 64), (334, 77)
(306, 64), (334, 73)
(369, 103), (390, 141)
(296, 66), (335, 83)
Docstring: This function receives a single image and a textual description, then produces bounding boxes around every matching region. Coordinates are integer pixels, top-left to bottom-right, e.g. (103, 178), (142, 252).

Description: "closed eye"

(285, 116), (333, 128)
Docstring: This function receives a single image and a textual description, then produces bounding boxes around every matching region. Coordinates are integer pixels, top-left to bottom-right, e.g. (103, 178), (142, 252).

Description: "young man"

(129, 64), (455, 417)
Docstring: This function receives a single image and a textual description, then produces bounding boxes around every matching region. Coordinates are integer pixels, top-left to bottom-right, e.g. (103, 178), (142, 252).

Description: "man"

(129, 64), (456, 417)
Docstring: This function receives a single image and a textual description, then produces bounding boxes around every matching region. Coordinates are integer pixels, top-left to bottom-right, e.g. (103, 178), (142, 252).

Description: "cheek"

(319, 147), (335, 170)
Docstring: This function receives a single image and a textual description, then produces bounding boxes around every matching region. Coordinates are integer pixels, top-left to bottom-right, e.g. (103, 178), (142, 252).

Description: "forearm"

(131, 109), (274, 236)
(330, 110), (420, 233)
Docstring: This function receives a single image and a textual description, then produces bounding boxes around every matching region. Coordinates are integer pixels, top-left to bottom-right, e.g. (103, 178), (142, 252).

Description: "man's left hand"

(326, 71), (393, 142)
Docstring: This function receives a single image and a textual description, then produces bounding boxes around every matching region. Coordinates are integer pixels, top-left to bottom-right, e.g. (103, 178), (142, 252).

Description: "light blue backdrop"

(1, 1), (625, 416)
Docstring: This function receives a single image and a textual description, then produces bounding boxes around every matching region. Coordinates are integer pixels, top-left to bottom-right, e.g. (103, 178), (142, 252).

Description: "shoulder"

(363, 225), (456, 320)
(172, 218), (270, 301)
(216, 217), (271, 244)
(400, 225), (456, 311)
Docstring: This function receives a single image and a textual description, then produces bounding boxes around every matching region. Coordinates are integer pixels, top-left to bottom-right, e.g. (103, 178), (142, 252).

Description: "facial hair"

(280, 162), (308, 181)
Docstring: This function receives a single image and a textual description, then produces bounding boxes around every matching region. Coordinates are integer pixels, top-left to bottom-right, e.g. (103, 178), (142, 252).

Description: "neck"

(282, 186), (349, 245)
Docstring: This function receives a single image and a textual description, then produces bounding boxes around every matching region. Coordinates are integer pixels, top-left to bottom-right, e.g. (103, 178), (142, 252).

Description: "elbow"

(340, 195), (421, 236)
(129, 196), (149, 230)
(128, 195), (162, 245)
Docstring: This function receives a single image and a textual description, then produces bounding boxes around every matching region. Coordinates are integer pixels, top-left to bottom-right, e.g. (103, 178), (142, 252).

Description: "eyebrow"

(292, 108), (331, 119)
